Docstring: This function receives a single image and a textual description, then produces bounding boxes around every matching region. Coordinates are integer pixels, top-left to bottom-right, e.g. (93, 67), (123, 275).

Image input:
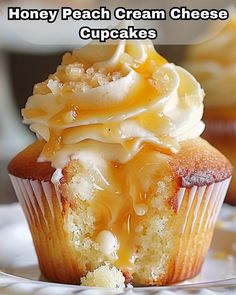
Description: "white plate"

(0, 204), (236, 295)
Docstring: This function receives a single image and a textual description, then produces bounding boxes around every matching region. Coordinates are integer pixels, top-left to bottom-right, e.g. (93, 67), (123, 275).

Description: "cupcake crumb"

(80, 265), (125, 289)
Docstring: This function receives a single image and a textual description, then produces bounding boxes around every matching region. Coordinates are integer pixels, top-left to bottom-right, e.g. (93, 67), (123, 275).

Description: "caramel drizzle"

(91, 157), (153, 270)
(22, 50), (168, 162)
(22, 47), (172, 269)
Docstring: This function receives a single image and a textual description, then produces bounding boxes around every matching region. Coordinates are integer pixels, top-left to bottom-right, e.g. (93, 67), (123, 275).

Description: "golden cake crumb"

(80, 265), (125, 288)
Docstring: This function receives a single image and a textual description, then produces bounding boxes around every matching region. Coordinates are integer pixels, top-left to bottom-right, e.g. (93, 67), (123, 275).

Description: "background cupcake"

(8, 38), (232, 287)
(184, 16), (236, 205)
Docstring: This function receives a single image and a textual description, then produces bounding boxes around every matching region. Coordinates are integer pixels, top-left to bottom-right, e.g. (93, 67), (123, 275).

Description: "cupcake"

(184, 16), (236, 205)
(8, 36), (232, 287)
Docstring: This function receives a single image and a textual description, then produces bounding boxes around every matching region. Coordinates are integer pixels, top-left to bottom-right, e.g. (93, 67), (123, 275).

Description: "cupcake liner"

(9, 175), (77, 283)
(169, 178), (231, 283)
(203, 118), (236, 142)
(203, 118), (236, 206)
(9, 174), (231, 285)
(204, 119), (236, 138)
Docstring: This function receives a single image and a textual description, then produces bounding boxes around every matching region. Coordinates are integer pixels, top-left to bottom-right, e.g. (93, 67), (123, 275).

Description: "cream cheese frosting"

(184, 16), (236, 107)
(22, 37), (205, 168)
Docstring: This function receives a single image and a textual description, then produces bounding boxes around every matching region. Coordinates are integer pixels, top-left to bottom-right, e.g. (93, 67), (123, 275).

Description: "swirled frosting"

(185, 16), (236, 107)
(22, 39), (204, 168)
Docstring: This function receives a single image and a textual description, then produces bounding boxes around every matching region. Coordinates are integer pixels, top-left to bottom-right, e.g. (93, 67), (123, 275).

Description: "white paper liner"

(8, 174), (231, 284)
(9, 174), (231, 233)
(205, 119), (236, 137)
(171, 177), (231, 281)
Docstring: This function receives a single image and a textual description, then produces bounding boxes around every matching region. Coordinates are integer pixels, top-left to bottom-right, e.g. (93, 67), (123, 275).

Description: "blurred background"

(0, 0), (234, 203)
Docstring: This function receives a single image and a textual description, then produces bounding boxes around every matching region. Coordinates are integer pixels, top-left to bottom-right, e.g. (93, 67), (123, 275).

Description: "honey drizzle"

(23, 48), (169, 163)
(42, 130), (62, 159)
(40, 103), (79, 159)
(90, 148), (162, 271)
(49, 103), (79, 126)
(22, 108), (47, 118)
(27, 73), (170, 161)
(24, 48), (172, 270)
(92, 187), (136, 269)
(135, 47), (167, 77)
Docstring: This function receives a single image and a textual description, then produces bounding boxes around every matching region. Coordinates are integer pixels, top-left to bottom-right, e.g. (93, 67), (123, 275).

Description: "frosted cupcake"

(184, 17), (236, 205)
(8, 37), (232, 287)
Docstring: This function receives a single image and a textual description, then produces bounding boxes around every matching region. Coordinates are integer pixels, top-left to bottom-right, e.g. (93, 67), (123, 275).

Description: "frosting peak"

(22, 38), (205, 168)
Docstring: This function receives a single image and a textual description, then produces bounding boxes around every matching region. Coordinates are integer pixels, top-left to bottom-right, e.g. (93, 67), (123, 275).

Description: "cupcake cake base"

(8, 138), (232, 286)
